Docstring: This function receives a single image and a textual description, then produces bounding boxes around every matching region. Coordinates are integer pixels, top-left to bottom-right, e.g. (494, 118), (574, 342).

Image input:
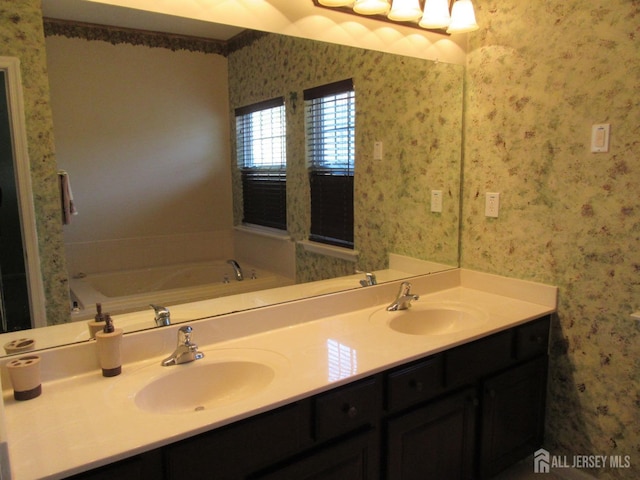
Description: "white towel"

(58, 170), (78, 225)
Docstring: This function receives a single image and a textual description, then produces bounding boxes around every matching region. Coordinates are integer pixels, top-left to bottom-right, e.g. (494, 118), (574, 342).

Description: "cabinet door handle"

(409, 380), (424, 392)
(343, 404), (358, 418)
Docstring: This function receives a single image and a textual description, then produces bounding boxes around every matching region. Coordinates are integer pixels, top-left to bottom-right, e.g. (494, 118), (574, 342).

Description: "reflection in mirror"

(0, 15), (463, 356)
(0, 57), (47, 334)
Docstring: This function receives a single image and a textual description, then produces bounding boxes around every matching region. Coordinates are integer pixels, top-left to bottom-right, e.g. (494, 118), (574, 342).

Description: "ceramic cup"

(6, 355), (42, 401)
(3, 338), (35, 355)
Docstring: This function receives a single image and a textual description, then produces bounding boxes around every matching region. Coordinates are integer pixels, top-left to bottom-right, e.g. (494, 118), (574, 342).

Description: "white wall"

(46, 36), (233, 273)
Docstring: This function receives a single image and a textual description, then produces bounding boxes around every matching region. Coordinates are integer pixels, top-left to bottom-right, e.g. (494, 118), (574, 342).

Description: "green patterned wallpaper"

(464, 1), (639, 477)
(0, 0), (69, 325)
(228, 34), (463, 281)
(2, 1), (638, 476)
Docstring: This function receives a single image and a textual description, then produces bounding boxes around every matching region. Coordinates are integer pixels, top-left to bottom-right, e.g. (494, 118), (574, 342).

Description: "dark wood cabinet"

(71, 316), (550, 480)
(382, 315), (550, 480)
(164, 377), (382, 480)
(164, 401), (313, 479)
(65, 450), (163, 480)
(314, 377), (382, 441)
(479, 356), (548, 479)
(252, 430), (379, 480)
(386, 388), (476, 480)
(385, 354), (444, 413)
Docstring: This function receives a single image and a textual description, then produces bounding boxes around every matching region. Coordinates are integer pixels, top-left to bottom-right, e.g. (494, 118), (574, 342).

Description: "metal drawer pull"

(343, 404), (358, 418)
(409, 380), (424, 392)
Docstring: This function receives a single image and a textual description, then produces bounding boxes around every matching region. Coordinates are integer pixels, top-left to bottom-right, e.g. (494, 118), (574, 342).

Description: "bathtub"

(69, 260), (294, 320)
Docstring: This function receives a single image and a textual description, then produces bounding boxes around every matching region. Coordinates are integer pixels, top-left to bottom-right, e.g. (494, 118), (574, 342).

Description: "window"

(235, 98), (286, 230)
(304, 79), (355, 249)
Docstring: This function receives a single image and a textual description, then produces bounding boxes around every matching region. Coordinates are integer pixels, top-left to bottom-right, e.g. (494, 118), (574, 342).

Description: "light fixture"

(353, 0), (390, 16)
(447, 0), (479, 33)
(419, 0), (451, 29)
(318, 0), (353, 6)
(312, 0), (479, 34)
(387, 0), (422, 22)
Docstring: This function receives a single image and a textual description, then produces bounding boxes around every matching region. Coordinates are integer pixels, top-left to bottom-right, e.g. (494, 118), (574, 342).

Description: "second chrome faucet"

(386, 282), (419, 311)
(161, 326), (204, 366)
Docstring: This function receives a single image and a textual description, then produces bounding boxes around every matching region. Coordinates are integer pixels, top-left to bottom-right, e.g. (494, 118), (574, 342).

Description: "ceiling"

(40, 0), (244, 40)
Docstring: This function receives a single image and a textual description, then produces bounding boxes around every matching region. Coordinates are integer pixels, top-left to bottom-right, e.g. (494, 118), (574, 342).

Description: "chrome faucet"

(386, 282), (419, 311)
(358, 271), (377, 287)
(227, 259), (244, 281)
(161, 326), (204, 366)
(150, 304), (171, 326)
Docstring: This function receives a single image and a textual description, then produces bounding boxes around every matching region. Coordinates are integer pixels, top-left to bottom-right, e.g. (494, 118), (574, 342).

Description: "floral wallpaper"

(227, 33), (463, 281)
(3, 1), (637, 477)
(464, 1), (639, 478)
(0, 0), (68, 325)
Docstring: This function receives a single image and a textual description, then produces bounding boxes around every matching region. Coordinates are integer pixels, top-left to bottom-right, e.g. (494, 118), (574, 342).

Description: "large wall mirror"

(0, 2), (463, 356)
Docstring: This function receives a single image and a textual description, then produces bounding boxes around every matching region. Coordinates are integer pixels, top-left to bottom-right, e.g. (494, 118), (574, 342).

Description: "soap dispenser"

(95, 314), (123, 377)
(87, 303), (107, 339)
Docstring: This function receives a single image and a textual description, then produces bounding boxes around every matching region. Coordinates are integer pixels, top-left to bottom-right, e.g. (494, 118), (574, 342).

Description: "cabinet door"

(66, 450), (164, 480)
(252, 430), (379, 480)
(386, 388), (476, 480)
(479, 356), (548, 479)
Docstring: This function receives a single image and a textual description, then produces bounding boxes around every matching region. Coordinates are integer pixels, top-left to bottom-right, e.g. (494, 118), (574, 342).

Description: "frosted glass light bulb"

(353, 0), (391, 15)
(318, 0), (353, 6)
(419, 0), (451, 29)
(447, 0), (479, 33)
(387, 0), (422, 22)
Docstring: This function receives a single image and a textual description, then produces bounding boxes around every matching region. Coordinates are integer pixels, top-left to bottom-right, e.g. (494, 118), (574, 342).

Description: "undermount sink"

(371, 302), (487, 336)
(111, 349), (288, 415)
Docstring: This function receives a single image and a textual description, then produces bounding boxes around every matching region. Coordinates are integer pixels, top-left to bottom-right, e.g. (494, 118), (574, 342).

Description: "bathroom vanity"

(0, 269), (557, 480)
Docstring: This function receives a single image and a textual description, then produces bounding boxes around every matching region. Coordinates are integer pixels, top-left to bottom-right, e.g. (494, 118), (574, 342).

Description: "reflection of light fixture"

(388, 0), (422, 22)
(353, 0), (390, 15)
(313, 0), (479, 34)
(318, 0), (353, 6)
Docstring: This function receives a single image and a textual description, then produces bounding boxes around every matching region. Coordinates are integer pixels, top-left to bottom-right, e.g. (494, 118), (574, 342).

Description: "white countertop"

(1, 269), (557, 480)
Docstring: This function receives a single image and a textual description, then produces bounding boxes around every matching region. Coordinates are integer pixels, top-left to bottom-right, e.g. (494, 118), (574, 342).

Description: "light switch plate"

(591, 124), (610, 153)
(485, 192), (500, 218)
(431, 190), (443, 213)
(373, 141), (383, 160)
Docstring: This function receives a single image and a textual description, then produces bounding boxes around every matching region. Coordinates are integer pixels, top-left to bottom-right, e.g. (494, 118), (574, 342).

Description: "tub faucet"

(227, 259), (244, 281)
(150, 304), (171, 326)
(386, 282), (419, 311)
(161, 326), (204, 366)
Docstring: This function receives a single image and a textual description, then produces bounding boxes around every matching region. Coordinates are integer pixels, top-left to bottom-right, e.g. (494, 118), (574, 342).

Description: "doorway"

(0, 57), (47, 332)
(0, 71), (31, 332)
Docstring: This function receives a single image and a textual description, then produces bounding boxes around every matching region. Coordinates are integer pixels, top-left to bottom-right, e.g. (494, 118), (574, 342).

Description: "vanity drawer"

(386, 354), (444, 413)
(515, 316), (550, 360)
(445, 330), (513, 387)
(314, 376), (381, 441)
(164, 401), (312, 478)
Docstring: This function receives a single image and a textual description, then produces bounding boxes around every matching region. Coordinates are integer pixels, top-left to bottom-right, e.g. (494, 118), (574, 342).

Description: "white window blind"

(304, 79), (355, 249)
(235, 98), (287, 230)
